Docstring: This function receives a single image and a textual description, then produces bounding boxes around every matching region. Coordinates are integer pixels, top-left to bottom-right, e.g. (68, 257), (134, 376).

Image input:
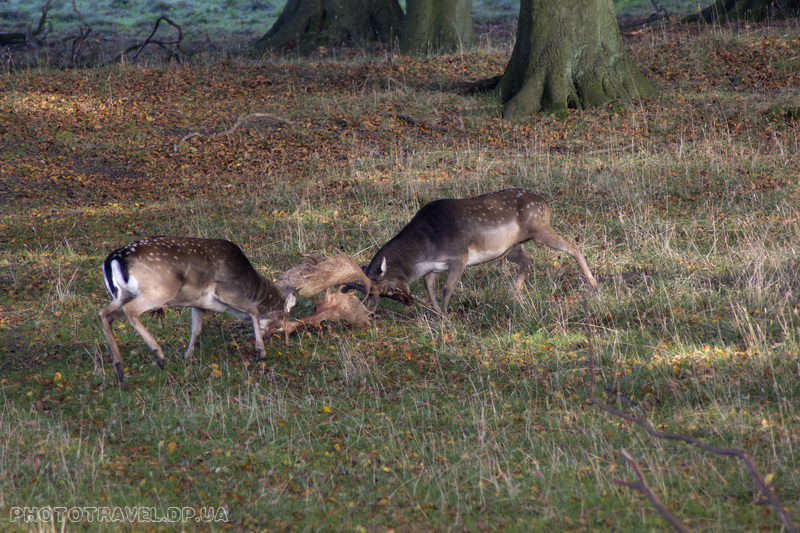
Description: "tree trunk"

(497, 0), (655, 119)
(400, 0), (476, 55)
(251, 0), (404, 55)
(688, 0), (800, 23)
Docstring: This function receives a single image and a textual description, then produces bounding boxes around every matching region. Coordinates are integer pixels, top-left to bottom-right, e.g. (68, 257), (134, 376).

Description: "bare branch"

(130, 16), (184, 61)
(613, 450), (689, 533)
(582, 305), (797, 532)
(69, 2), (92, 66)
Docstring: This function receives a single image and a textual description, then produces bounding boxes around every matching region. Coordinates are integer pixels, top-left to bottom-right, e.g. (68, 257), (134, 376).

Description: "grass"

(1, 13), (800, 533)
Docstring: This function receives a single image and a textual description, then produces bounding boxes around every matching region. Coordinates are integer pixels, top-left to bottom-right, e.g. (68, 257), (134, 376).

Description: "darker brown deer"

(98, 236), (296, 383)
(361, 188), (598, 314)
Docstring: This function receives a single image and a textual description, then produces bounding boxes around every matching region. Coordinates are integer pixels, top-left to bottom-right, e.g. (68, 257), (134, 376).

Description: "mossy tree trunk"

(400, 0), (476, 55)
(251, 0), (404, 55)
(497, 0), (655, 119)
(688, 0), (800, 23)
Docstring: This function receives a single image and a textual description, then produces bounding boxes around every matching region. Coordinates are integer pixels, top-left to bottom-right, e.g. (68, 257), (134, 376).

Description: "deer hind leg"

(504, 245), (536, 290)
(423, 271), (443, 315)
(98, 301), (128, 383)
(120, 289), (178, 371)
(185, 308), (204, 361)
(531, 226), (598, 290)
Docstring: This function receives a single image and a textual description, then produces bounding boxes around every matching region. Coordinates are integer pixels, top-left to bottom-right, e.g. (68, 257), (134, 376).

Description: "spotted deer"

(98, 236), (296, 383)
(361, 188), (598, 314)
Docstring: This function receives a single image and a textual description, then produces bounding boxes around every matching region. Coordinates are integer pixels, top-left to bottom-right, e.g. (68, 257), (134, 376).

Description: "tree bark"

(688, 0), (800, 23)
(497, 0), (655, 119)
(400, 0), (476, 55)
(251, 0), (404, 55)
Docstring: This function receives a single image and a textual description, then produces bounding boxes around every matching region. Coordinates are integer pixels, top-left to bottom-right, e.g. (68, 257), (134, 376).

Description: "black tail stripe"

(103, 257), (117, 298)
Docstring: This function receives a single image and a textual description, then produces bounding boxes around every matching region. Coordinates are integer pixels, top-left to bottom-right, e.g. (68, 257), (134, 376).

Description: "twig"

(130, 16), (184, 61)
(613, 450), (689, 533)
(175, 113), (295, 150)
(582, 304), (796, 532)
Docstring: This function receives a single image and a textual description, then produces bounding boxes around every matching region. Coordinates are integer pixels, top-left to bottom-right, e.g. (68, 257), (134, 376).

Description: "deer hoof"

(156, 358), (165, 370)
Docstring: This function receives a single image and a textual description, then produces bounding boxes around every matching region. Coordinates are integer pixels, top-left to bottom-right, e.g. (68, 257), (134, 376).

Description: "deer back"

(103, 236), (284, 315)
(366, 189), (550, 284)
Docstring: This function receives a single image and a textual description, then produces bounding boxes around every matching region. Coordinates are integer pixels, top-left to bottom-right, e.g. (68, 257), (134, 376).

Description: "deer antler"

(277, 251), (373, 337)
(283, 290), (371, 336)
(278, 252), (371, 298)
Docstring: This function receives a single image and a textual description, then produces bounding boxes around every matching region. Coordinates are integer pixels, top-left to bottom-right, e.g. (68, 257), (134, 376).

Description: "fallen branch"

(582, 306), (796, 532)
(0, 0), (51, 46)
(395, 114), (449, 133)
(0, 33), (26, 45)
(613, 450), (688, 533)
(129, 16), (184, 61)
(175, 112), (295, 150)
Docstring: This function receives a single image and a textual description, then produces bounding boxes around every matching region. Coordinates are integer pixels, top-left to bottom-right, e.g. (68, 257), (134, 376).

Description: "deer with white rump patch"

(98, 236), (296, 383)
(358, 188), (598, 314)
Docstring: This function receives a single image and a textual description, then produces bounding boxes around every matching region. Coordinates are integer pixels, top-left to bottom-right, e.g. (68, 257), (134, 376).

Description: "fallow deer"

(98, 236), (296, 383)
(360, 188), (598, 314)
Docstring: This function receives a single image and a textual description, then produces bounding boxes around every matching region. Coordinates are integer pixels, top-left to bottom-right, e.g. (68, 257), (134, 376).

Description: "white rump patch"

(110, 259), (140, 297)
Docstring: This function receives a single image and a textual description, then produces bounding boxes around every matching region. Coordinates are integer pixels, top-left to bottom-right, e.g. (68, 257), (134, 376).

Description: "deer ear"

(284, 292), (297, 313)
(379, 257), (387, 278)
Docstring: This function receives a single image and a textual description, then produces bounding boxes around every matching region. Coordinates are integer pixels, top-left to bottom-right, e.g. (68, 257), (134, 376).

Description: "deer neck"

(373, 225), (443, 284)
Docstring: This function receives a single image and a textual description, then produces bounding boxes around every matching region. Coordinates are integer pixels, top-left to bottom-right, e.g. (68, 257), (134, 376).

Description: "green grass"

(1, 16), (800, 533)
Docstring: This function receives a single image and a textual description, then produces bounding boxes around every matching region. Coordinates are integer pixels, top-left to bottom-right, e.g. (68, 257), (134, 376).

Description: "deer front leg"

(98, 304), (127, 383)
(250, 314), (267, 361)
(441, 257), (467, 314)
(423, 271), (442, 314)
